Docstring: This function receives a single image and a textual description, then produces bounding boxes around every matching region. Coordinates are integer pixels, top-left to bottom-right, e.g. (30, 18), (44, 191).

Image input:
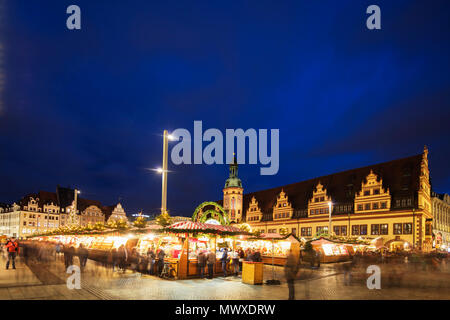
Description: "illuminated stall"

(235, 233), (301, 266)
(162, 221), (249, 279)
(311, 238), (351, 263)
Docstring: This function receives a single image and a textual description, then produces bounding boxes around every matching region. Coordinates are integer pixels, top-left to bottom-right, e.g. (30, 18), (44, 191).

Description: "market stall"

(235, 233), (301, 266)
(310, 238), (351, 263)
(162, 221), (249, 279)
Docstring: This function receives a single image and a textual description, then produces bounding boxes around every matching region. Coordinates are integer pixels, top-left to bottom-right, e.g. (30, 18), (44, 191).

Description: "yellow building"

(432, 192), (450, 249)
(222, 147), (434, 252)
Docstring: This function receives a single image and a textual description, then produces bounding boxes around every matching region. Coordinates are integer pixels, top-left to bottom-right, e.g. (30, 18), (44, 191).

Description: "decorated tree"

(93, 222), (106, 231)
(116, 218), (129, 230)
(236, 223), (251, 233)
(155, 212), (173, 227)
(133, 216), (147, 228)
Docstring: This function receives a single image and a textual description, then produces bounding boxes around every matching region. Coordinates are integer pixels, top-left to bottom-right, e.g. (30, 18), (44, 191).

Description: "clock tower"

(223, 156), (243, 223)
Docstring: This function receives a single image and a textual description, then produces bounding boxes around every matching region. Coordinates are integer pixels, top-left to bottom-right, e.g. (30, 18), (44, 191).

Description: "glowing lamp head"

(167, 134), (177, 141)
(156, 168), (163, 174)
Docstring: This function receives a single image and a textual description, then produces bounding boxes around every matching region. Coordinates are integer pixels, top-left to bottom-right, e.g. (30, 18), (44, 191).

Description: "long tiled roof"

(220, 153), (424, 222)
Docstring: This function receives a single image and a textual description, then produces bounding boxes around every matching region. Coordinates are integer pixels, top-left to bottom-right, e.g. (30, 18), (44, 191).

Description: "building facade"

(432, 192), (450, 249)
(222, 147), (434, 252)
(222, 156), (243, 223)
(0, 186), (127, 237)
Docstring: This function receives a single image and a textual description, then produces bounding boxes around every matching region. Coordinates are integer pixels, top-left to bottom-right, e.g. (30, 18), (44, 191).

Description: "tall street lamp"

(159, 130), (176, 215)
(328, 201), (333, 237)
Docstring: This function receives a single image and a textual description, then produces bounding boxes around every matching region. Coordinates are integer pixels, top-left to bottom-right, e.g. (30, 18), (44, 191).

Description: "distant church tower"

(223, 155), (243, 223)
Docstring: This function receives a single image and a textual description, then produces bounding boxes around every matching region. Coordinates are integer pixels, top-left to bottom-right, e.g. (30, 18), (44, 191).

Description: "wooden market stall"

(235, 233), (301, 266)
(162, 221), (249, 279)
(310, 238), (353, 263)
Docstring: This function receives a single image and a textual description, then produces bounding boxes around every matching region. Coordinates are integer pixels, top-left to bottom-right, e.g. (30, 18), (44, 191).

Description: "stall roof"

(164, 221), (247, 235)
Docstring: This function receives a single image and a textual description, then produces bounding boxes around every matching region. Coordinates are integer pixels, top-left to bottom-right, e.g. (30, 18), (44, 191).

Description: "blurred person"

(197, 250), (206, 279)
(246, 249), (255, 262)
(118, 245), (128, 272)
(220, 248), (229, 277)
(207, 249), (216, 279)
(285, 248), (299, 300)
(5, 237), (19, 270)
(254, 249), (262, 262)
(147, 247), (156, 275)
(129, 247), (138, 271)
(78, 244), (89, 269)
(110, 248), (118, 272)
(231, 250), (240, 276)
(157, 248), (165, 277)
(64, 245), (75, 269)
(343, 257), (353, 286)
(238, 248), (245, 271)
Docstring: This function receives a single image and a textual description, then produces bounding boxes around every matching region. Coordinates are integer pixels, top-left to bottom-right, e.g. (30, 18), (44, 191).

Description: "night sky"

(1, 0), (449, 217)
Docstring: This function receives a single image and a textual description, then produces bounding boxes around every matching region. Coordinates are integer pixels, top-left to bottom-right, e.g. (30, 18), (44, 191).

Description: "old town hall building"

(222, 147), (437, 252)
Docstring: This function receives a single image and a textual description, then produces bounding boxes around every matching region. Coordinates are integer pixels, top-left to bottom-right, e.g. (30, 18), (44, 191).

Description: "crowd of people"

(284, 247), (450, 300)
(5, 237), (449, 301)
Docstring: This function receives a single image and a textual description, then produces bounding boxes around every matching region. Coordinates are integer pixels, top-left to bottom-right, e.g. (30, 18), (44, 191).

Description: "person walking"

(63, 245), (75, 269)
(5, 237), (19, 270)
(118, 245), (128, 272)
(157, 248), (165, 277)
(231, 250), (240, 276)
(147, 247), (156, 275)
(110, 248), (118, 272)
(55, 242), (62, 261)
(78, 244), (89, 269)
(207, 249), (216, 279)
(220, 248), (229, 277)
(238, 248), (245, 272)
(197, 250), (206, 279)
(285, 249), (299, 300)
(254, 249), (262, 262)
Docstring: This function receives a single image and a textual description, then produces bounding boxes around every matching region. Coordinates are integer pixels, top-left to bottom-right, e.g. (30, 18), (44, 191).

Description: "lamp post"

(159, 130), (176, 215)
(328, 201), (333, 237)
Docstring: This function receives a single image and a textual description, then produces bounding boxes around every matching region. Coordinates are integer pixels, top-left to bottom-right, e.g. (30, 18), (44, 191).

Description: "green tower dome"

(224, 156), (242, 188)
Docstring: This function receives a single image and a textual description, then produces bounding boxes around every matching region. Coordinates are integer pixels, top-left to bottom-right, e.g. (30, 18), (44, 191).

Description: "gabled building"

(0, 186), (128, 237)
(220, 146), (434, 252)
(103, 203), (129, 224)
(432, 192), (450, 249)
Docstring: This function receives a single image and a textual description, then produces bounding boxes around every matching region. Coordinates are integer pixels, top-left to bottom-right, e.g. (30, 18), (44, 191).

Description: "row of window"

(394, 198), (413, 208)
(298, 223), (413, 236)
(363, 188), (381, 196)
(266, 228), (297, 234)
(314, 196), (325, 203)
(356, 202), (387, 211)
(247, 216), (260, 221)
(274, 212), (290, 219)
(310, 208), (329, 215)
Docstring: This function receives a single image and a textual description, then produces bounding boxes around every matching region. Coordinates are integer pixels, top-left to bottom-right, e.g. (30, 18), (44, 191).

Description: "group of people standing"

(105, 245), (167, 276)
(195, 247), (262, 279)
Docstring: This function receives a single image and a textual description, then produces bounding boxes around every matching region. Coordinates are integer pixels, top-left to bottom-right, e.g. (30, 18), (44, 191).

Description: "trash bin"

(242, 261), (264, 285)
